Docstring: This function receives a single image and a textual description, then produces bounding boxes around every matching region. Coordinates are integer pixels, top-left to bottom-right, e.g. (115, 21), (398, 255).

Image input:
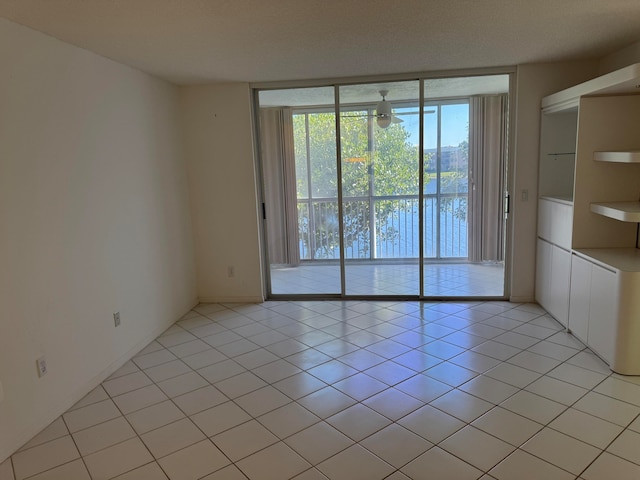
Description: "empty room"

(2, 1), (640, 479)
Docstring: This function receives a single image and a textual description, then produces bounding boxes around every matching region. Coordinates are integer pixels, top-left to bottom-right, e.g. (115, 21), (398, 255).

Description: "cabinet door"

(568, 255), (591, 342)
(549, 202), (573, 249)
(537, 199), (573, 249)
(549, 246), (571, 326)
(537, 200), (552, 242)
(535, 239), (551, 311)
(588, 265), (617, 366)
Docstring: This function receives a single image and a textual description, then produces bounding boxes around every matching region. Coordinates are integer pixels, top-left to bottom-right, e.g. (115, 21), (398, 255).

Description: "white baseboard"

(509, 295), (535, 303)
(198, 295), (264, 304)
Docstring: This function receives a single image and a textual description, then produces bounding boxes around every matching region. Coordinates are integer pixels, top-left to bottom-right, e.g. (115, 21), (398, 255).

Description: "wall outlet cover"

(36, 356), (47, 377)
(114, 312), (121, 327)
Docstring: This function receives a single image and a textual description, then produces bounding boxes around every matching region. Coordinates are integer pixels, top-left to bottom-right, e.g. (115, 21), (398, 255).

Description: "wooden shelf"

(591, 202), (640, 222)
(594, 151), (640, 163)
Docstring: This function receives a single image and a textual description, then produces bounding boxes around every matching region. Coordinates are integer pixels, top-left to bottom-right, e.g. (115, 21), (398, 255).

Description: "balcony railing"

(298, 194), (468, 261)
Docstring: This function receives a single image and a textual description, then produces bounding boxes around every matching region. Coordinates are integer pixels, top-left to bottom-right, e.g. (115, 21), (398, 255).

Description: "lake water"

(300, 197), (468, 260)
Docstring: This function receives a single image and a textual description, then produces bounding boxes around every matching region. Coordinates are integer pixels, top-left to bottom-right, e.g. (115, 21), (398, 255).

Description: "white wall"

(509, 61), (597, 301)
(0, 19), (197, 461)
(180, 84), (263, 303)
(598, 40), (640, 74)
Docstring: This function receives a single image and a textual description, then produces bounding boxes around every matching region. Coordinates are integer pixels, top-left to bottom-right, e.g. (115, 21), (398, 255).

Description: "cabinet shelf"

(590, 202), (640, 222)
(574, 248), (640, 273)
(594, 151), (640, 163)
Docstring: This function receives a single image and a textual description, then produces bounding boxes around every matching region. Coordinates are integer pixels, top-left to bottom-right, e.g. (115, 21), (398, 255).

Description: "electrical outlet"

(36, 356), (47, 378)
(113, 311), (121, 327)
(227, 266), (235, 278)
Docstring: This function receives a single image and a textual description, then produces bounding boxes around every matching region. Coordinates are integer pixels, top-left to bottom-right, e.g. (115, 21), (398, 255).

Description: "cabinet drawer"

(538, 198), (572, 249)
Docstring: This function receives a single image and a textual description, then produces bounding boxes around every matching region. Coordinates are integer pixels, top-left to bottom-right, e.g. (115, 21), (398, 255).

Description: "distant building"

(424, 145), (468, 172)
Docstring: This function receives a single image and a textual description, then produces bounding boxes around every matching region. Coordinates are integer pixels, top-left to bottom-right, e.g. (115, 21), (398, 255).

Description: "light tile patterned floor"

(271, 263), (505, 296)
(3, 300), (640, 479)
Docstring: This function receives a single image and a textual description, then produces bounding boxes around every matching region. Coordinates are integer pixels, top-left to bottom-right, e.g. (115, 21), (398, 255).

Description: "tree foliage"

(292, 110), (471, 260)
(293, 111), (422, 259)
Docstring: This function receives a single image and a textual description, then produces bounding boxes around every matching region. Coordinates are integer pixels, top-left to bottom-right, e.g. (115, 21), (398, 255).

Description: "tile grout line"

(11, 300), (640, 480)
(482, 359), (638, 478)
(574, 403), (640, 479)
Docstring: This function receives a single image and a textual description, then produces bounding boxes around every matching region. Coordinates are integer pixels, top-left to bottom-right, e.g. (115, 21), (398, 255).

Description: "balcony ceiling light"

(376, 90), (402, 129)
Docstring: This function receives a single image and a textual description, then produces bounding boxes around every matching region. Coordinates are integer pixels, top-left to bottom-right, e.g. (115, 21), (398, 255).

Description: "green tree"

(293, 111), (422, 259)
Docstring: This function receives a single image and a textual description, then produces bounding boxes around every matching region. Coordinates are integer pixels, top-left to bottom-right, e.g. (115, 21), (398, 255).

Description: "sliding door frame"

(252, 67), (516, 301)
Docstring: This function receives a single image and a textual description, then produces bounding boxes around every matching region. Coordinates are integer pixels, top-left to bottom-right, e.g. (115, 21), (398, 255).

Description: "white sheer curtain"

(260, 108), (300, 266)
(468, 94), (508, 262)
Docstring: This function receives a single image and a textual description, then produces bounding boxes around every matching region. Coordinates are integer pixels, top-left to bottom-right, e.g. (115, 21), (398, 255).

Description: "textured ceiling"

(0, 0), (639, 85)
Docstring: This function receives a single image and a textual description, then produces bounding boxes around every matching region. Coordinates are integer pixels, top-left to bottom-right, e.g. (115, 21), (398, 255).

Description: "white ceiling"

(1, 0), (639, 85)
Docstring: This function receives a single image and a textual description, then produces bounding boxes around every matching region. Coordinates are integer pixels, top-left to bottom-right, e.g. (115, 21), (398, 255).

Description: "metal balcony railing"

(298, 194), (468, 261)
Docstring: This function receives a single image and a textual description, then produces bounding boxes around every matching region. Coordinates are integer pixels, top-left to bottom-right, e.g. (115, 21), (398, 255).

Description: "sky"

(398, 103), (469, 149)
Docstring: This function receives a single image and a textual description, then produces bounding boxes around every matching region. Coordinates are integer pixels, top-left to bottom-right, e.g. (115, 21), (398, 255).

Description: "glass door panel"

(258, 87), (342, 295)
(439, 103), (470, 260)
(422, 99), (471, 296)
(339, 81), (420, 295)
(422, 76), (508, 297)
(423, 103), (438, 259)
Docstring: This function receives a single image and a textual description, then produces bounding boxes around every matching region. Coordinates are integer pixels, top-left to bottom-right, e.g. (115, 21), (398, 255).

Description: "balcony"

(297, 194), (468, 261)
(270, 190), (503, 296)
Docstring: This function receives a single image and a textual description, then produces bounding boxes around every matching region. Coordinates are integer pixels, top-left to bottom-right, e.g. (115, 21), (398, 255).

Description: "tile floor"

(3, 300), (640, 479)
(271, 262), (505, 296)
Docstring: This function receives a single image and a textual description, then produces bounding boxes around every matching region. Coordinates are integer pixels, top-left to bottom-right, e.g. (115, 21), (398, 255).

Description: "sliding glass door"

(257, 74), (509, 298)
(422, 100), (471, 295)
(339, 81), (420, 295)
(259, 87), (341, 295)
(422, 78), (508, 296)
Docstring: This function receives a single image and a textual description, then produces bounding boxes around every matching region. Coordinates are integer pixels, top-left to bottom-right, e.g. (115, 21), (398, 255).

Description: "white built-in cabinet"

(567, 249), (640, 372)
(536, 63), (640, 374)
(536, 197), (572, 326)
(536, 238), (571, 326)
(567, 253), (617, 366)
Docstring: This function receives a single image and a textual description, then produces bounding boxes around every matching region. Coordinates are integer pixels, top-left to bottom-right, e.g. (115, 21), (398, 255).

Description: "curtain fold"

(468, 94), (508, 262)
(260, 108), (300, 266)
